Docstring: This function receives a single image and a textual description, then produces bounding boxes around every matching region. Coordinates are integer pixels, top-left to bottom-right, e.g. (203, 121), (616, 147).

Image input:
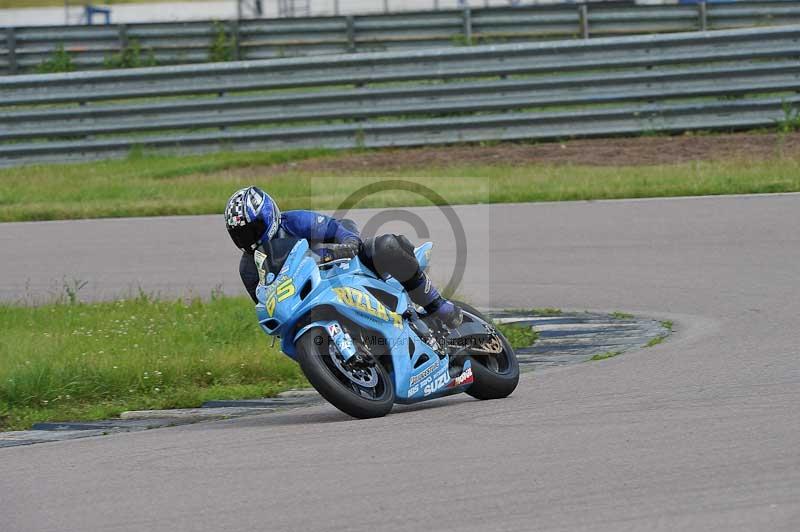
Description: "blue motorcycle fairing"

(255, 239), (474, 403)
(255, 239), (321, 338)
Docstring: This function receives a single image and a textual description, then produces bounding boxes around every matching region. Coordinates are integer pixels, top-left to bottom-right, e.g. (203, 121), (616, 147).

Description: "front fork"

(319, 320), (358, 362)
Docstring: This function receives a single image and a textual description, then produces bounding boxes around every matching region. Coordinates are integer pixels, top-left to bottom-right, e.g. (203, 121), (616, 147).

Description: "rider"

(224, 186), (463, 328)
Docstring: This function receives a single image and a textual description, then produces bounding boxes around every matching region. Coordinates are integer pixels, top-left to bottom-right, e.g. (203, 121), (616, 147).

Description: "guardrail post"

(78, 100), (91, 141)
(229, 20), (241, 60)
(118, 24), (128, 51)
(462, 5), (473, 45)
(218, 90), (227, 131)
(6, 28), (17, 75)
(346, 16), (356, 53)
(578, 4), (589, 39)
(698, 1), (708, 31)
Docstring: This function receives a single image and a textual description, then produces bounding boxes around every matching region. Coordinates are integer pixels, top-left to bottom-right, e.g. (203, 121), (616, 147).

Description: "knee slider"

(372, 234), (419, 282)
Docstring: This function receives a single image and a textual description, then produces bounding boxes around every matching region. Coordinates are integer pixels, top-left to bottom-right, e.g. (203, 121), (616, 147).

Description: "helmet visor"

(228, 216), (267, 251)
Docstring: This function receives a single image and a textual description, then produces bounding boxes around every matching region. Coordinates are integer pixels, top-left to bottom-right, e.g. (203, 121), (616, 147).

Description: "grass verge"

(508, 307), (563, 317)
(2, 147), (800, 222)
(590, 351), (622, 361)
(0, 294), (305, 431)
(645, 322), (674, 348)
(0, 291), (545, 430)
(646, 336), (665, 347)
(495, 323), (539, 350)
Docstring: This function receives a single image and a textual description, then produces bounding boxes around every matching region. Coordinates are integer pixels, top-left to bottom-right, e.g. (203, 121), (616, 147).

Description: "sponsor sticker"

(409, 360), (440, 386)
(450, 366), (474, 387)
(423, 368), (450, 397)
(332, 287), (403, 329)
(327, 323), (342, 337)
(254, 250), (267, 285)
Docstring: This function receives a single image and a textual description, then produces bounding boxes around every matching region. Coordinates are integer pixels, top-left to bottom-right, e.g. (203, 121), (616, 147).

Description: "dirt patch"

(256, 132), (800, 176)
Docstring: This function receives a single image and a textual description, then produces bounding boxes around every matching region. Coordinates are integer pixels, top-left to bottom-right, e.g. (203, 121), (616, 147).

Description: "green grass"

(0, 289), (540, 431)
(532, 308), (563, 316)
(509, 307), (563, 317)
(645, 321), (674, 347)
(646, 336), (666, 348)
(1, 148), (800, 222)
(0, 294), (306, 431)
(590, 350), (622, 361)
(0, 149), (336, 222)
(495, 323), (539, 350)
(611, 311), (634, 319)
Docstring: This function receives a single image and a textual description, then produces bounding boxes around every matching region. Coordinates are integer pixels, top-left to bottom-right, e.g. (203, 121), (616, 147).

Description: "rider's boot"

(404, 270), (463, 329)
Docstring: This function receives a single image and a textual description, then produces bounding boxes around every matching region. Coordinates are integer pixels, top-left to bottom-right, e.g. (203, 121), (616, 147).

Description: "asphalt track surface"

(2, 195), (800, 531)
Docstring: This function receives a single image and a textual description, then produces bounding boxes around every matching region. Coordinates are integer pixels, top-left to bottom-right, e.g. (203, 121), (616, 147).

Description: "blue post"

(85, 4), (112, 26)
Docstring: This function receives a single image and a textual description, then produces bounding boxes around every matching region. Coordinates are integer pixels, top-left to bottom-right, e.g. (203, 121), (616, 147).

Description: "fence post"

(6, 28), (17, 75)
(118, 24), (128, 51)
(462, 5), (472, 45)
(383, 0), (389, 14)
(218, 90), (227, 131)
(698, 1), (708, 31)
(346, 15), (356, 52)
(334, 0), (340, 16)
(579, 4), (589, 39)
(229, 20), (241, 60)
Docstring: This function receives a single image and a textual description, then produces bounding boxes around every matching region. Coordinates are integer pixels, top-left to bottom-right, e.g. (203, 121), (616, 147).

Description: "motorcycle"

(253, 237), (519, 419)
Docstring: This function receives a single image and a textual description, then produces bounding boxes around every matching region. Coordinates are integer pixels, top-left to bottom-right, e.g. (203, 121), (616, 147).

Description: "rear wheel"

(453, 301), (520, 400)
(296, 327), (395, 419)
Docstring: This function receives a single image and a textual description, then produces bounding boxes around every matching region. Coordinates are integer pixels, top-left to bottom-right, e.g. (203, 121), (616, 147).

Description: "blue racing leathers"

(277, 210), (361, 247)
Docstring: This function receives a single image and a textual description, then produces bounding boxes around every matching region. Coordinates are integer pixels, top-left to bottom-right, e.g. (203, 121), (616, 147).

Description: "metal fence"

(2, 1), (800, 74)
(1, 25), (799, 167)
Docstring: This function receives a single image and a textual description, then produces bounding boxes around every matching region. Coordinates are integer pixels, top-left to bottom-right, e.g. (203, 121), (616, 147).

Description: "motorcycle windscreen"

(255, 237), (302, 283)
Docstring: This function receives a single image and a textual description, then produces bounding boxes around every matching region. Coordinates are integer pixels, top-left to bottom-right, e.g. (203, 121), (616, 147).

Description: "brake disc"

(471, 335), (503, 355)
(328, 342), (379, 387)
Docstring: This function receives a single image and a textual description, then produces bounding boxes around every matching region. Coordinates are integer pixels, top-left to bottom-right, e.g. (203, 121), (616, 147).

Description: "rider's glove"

(321, 239), (362, 262)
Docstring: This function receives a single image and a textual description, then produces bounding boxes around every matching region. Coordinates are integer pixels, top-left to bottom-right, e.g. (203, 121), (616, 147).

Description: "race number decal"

(265, 278), (295, 317)
(276, 278), (295, 302)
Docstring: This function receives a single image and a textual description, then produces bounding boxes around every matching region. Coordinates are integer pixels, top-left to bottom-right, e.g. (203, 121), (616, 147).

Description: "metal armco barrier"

(1, 25), (799, 167)
(1, 1), (800, 74)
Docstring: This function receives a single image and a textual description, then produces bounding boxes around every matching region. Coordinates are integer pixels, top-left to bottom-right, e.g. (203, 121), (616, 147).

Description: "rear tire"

(453, 301), (520, 400)
(296, 327), (395, 419)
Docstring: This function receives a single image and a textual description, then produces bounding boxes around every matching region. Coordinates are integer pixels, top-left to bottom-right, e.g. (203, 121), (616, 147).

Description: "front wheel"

(296, 327), (395, 419)
(453, 301), (520, 400)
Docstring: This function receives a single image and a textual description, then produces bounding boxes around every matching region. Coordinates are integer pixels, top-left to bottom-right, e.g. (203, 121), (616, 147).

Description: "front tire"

(296, 327), (395, 419)
(453, 302), (520, 400)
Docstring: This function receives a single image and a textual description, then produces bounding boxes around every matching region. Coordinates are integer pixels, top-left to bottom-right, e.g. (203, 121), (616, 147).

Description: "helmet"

(224, 186), (281, 252)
